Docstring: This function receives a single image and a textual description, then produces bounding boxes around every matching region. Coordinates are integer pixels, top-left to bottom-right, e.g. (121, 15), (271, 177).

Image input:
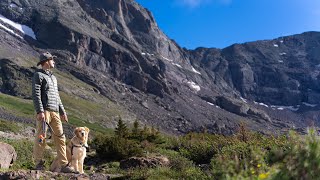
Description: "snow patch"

(254, 101), (268, 107)
(287, 106), (299, 111)
(271, 105), (300, 111)
(279, 52), (286, 56)
(161, 55), (173, 62)
(191, 66), (201, 75)
(0, 14), (36, 40)
(280, 40), (284, 43)
(172, 63), (182, 68)
(278, 60), (283, 63)
(9, 3), (18, 8)
(273, 44), (279, 47)
(207, 102), (214, 106)
(240, 97), (247, 103)
(187, 81), (201, 92)
(259, 102), (269, 107)
(141, 52), (154, 56)
(302, 102), (317, 107)
(0, 23), (22, 38)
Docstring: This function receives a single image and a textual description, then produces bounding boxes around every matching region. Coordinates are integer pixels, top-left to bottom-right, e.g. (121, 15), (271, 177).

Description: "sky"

(135, 0), (320, 49)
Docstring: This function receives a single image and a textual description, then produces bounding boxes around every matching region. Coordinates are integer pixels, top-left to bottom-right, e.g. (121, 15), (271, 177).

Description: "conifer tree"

(115, 117), (128, 138)
(131, 119), (140, 140)
(139, 124), (149, 140)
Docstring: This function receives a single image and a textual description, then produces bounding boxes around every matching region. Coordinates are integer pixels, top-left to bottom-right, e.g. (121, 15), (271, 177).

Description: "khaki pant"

(33, 111), (68, 169)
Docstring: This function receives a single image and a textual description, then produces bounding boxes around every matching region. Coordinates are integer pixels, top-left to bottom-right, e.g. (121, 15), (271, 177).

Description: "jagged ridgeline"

(0, 0), (320, 134)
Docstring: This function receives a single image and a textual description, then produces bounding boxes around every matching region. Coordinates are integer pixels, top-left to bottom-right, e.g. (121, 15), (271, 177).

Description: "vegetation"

(2, 111), (320, 179)
(0, 93), (34, 118)
(0, 138), (34, 170)
(0, 118), (21, 133)
(91, 121), (320, 179)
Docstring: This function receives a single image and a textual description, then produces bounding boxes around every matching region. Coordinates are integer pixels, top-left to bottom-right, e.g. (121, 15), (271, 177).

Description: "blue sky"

(135, 0), (320, 49)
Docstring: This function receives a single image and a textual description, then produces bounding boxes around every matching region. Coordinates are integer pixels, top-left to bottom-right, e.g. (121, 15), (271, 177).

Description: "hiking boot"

(61, 165), (79, 173)
(34, 160), (45, 170)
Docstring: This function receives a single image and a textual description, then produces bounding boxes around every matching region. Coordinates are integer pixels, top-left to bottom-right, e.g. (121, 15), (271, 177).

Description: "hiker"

(32, 52), (75, 173)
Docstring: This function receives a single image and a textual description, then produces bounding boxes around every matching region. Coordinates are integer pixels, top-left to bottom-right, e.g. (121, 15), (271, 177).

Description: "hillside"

(0, 0), (319, 135)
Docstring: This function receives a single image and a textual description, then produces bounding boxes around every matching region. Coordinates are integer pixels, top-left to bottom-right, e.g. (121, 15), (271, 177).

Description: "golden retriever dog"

(66, 127), (90, 174)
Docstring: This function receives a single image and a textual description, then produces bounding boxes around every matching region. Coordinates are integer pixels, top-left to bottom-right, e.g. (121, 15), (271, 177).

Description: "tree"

(132, 119), (140, 136)
(237, 121), (249, 142)
(115, 117), (128, 138)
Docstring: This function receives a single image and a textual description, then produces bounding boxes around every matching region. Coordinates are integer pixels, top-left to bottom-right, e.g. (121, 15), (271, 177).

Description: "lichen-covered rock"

(120, 156), (169, 169)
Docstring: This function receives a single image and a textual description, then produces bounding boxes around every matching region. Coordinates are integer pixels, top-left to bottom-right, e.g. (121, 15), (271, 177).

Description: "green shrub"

(160, 149), (194, 171)
(127, 166), (209, 180)
(211, 143), (269, 179)
(94, 134), (143, 161)
(209, 131), (290, 179)
(179, 142), (215, 164)
(175, 133), (237, 165)
(273, 129), (320, 179)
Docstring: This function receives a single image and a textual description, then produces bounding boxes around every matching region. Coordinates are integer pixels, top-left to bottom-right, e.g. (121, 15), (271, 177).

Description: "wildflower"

(257, 164), (261, 168)
(251, 170), (255, 174)
(258, 173), (269, 179)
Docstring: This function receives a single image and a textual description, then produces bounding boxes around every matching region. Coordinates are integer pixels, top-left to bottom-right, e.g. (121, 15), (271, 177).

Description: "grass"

(0, 92), (115, 135)
(56, 71), (127, 125)
(60, 92), (123, 124)
(0, 118), (21, 133)
(68, 114), (114, 134)
(0, 93), (34, 118)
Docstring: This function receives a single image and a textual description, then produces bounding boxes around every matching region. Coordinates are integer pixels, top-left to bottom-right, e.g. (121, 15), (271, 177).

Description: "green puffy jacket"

(32, 69), (66, 115)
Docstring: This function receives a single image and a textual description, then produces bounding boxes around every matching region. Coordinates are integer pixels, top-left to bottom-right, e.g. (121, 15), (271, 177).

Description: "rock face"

(0, 142), (17, 169)
(0, 0), (320, 134)
(120, 156), (170, 169)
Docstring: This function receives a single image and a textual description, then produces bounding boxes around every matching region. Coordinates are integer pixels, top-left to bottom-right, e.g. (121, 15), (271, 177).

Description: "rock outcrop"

(0, 142), (17, 169)
(120, 156), (170, 169)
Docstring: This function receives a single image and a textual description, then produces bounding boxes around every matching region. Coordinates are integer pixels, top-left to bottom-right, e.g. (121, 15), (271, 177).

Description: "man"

(32, 52), (75, 173)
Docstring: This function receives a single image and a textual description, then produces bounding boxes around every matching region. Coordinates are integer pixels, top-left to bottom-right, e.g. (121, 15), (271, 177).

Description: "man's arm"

(32, 73), (44, 114)
(58, 95), (68, 122)
(58, 95), (66, 115)
(56, 80), (67, 121)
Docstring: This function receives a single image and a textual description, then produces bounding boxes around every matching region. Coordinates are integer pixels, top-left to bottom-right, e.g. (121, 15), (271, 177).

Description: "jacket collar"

(39, 69), (53, 76)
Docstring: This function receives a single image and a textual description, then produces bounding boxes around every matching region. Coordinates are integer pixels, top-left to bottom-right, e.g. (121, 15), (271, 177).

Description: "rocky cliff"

(0, 0), (319, 134)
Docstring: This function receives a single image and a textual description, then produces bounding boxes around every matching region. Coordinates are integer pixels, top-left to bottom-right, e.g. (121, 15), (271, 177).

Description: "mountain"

(0, 0), (319, 135)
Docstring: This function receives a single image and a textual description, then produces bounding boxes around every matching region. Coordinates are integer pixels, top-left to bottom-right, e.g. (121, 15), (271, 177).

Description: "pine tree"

(139, 124), (149, 140)
(115, 117), (128, 138)
(151, 126), (156, 134)
(237, 121), (249, 142)
(132, 119), (140, 136)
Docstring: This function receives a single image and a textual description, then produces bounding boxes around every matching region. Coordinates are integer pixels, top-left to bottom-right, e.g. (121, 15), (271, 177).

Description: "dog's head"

(74, 127), (90, 146)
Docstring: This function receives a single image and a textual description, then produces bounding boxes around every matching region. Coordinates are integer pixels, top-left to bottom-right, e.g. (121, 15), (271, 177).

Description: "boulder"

(0, 142), (17, 169)
(216, 96), (249, 115)
(120, 156), (169, 169)
(247, 108), (272, 122)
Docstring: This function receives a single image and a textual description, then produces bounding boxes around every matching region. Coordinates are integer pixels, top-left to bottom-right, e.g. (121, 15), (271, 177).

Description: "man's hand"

(61, 114), (68, 122)
(37, 112), (45, 121)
